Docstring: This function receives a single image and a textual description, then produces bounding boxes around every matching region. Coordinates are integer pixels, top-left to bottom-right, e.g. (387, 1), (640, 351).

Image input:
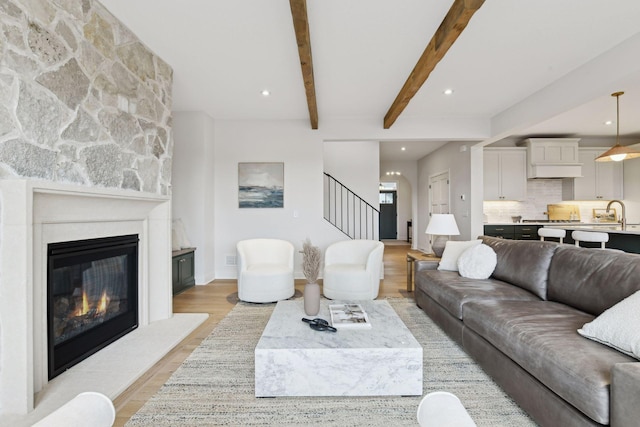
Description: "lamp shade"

(425, 214), (460, 236)
(595, 92), (640, 162)
(595, 144), (640, 162)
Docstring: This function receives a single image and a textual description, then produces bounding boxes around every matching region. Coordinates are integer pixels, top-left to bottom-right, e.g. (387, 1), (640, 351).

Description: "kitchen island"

(484, 222), (586, 240)
(547, 224), (640, 253)
(483, 223), (640, 253)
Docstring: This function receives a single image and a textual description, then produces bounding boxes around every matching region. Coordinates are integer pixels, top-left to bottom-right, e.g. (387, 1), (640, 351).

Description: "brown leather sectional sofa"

(414, 235), (640, 427)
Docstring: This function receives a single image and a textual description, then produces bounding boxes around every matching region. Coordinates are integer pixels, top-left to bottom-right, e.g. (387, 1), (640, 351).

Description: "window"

(380, 192), (394, 204)
(379, 182), (397, 191)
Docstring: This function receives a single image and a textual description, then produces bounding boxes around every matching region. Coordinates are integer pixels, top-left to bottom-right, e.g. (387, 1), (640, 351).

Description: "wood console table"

(406, 252), (440, 292)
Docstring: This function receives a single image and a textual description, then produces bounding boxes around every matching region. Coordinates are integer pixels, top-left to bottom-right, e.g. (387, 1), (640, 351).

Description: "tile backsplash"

(483, 179), (615, 223)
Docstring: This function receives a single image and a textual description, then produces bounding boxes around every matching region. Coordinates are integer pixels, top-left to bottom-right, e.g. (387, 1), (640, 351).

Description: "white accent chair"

(417, 391), (476, 427)
(322, 240), (384, 300)
(236, 239), (295, 303)
(571, 230), (609, 249)
(33, 392), (115, 427)
(538, 227), (566, 243)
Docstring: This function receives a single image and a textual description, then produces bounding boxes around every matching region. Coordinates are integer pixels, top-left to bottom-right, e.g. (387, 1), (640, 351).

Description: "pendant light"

(596, 91), (640, 162)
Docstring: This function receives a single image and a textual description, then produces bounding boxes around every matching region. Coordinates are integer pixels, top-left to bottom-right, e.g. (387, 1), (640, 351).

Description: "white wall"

(172, 112), (216, 284)
(213, 120), (350, 279)
(323, 140), (380, 207)
(175, 116), (479, 278)
(417, 142), (473, 252)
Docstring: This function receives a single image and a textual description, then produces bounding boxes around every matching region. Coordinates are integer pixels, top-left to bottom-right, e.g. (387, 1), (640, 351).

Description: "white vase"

(304, 282), (320, 316)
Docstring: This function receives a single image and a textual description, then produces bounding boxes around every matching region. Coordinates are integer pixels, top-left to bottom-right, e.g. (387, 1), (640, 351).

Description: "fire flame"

(74, 290), (109, 317)
(74, 292), (90, 317)
(97, 291), (109, 314)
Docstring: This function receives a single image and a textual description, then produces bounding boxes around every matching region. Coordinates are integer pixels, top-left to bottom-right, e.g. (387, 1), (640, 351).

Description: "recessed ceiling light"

(261, 89), (271, 96)
(604, 120), (613, 125)
(443, 89), (454, 95)
(401, 147), (406, 151)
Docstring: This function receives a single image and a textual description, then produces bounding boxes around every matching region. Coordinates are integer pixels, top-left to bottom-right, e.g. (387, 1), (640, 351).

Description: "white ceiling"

(100, 0), (640, 160)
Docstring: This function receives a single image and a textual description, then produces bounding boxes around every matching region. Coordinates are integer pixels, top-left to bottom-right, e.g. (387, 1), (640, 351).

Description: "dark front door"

(379, 191), (397, 239)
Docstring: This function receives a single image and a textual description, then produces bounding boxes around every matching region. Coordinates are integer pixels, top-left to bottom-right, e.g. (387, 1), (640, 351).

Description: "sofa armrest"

(415, 259), (439, 273)
(611, 362), (640, 427)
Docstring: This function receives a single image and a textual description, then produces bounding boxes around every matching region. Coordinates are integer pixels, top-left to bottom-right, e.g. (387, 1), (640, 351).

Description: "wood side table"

(406, 252), (440, 292)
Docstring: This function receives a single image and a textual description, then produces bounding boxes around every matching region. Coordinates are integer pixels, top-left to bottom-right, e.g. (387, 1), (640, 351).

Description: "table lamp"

(425, 214), (460, 257)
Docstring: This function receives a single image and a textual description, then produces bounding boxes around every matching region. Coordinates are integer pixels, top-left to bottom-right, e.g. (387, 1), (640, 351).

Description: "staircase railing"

(323, 173), (380, 240)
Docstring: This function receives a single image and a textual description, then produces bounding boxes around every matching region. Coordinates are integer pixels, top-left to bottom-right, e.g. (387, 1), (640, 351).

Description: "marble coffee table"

(254, 299), (423, 397)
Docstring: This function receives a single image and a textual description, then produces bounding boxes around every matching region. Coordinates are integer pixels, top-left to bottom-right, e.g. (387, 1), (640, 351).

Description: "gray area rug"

(125, 298), (536, 426)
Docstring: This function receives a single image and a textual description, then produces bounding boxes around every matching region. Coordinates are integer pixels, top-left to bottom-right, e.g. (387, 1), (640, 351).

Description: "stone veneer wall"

(0, 0), (173, 195)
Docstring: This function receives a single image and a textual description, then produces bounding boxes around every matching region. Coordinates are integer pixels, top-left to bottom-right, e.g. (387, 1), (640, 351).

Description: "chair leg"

(575, 240), (580, 247)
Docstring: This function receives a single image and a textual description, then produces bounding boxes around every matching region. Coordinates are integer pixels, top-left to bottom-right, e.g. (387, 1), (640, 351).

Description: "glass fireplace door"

(47, 234), (138, 379)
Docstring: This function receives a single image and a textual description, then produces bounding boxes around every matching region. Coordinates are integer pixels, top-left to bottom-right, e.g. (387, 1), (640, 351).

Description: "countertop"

(485, 222), (597, 226)
(484, 222), (640, 235)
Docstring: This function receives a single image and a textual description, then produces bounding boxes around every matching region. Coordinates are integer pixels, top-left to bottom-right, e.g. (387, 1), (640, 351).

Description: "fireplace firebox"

(47, 234), (139, 379)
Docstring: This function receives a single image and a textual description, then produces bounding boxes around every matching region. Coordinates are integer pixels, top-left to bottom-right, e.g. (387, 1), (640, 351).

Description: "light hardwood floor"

(113, 241), (420, 426)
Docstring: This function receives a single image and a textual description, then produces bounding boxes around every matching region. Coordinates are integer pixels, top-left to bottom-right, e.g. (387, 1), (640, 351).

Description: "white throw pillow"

(578, 290), (640, 360)
(457, 244), (497, 279)
(437, 240), (482, 272)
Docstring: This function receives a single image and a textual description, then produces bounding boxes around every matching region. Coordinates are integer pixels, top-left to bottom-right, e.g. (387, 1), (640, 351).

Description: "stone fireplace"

(0, 180), (172, 415)
(1, 0), (178, 417)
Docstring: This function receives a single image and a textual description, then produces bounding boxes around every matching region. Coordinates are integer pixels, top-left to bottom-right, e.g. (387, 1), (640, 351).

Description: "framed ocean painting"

(238, 162), (284, 208)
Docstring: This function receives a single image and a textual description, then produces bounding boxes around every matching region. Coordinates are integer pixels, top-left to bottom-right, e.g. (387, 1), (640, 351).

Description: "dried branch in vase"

(300, 238), (321, 284)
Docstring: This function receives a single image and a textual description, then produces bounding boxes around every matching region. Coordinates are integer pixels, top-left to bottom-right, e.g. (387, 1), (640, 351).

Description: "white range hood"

(520, 138), (583, 178)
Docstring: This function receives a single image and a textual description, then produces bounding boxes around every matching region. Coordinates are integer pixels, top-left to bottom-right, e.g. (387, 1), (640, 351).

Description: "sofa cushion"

(480, 236), (558, 300)
(578, 290), (640, 359)
(547, 245), (640, 316)
(463, 300), (635, 425)
(414, 270), (539, 320)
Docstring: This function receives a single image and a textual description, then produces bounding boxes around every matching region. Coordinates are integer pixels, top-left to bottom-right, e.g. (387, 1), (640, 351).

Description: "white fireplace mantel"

(0, 180), (173, 415)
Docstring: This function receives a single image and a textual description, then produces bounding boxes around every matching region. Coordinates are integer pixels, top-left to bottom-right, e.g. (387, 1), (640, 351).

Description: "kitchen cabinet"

(484, 225), (540, 240)
(484, 225), (515, 239)
(514, 225), (539, 240)
(521, 138), (582, 178)
(483, 148), (527, 201)
(172, 248), (195, 295)
(562, 148), (623, 200)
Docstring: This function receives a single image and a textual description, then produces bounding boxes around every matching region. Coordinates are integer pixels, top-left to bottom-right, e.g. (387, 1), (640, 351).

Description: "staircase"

(323, 173), (379, 240)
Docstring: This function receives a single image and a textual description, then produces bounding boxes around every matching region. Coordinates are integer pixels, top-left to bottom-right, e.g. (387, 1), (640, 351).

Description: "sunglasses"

(302, 317), (337, 332)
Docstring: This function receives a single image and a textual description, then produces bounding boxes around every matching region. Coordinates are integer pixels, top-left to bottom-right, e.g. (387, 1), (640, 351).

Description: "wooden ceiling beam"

(383, 0), (485, 129)
(289, 0), (319, 129)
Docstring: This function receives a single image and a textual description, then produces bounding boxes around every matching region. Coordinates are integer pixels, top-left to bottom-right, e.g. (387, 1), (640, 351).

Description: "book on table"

(329, 303), (371, 329)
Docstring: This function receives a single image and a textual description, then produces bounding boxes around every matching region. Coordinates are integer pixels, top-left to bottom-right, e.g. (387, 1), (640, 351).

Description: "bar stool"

(571, 230), (609, 249)
(538, 227), (566, 243)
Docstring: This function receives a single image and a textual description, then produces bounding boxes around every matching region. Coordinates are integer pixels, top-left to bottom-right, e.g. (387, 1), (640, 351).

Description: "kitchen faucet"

(606, 200), (626, 230)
